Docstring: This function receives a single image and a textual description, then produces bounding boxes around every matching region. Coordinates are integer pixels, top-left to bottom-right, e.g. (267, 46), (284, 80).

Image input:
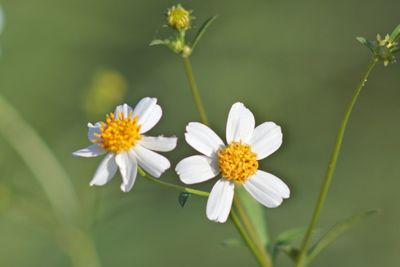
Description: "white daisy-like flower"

(175, 102), (290, 223)
(73, 97), (177, 192)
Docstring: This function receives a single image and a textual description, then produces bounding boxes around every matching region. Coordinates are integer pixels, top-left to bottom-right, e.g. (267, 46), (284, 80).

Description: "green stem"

(181, 55), (272, 266)
(182, 56), (209, 125)
(233, 196), (272, 267)
(0, 95), (79, 223)
(295, 59), (378, 267)
(138, 167), (209, 197)
(0, 95), (101, 267)
(230, 210), (269, 267)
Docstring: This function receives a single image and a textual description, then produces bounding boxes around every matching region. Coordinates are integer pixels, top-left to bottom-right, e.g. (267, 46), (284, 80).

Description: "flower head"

(175, 102), (290, 223)
(73, 98), (177, 192)
(166, 4), (192, 30)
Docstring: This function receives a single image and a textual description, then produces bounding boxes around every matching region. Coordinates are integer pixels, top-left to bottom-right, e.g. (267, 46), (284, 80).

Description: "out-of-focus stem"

(0, 95), (102, 267)
(0, 95), (79, 223)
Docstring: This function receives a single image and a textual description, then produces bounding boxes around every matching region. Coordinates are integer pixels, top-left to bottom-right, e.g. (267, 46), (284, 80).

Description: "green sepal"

(191, 15), (218, 51)
(307, 210), (377, 263)
(178, 192), (191, 207)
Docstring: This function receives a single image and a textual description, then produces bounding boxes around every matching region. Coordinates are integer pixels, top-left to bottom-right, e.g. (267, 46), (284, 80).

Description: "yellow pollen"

(218, 142), (258, 183)
(93, 111), (141, 153)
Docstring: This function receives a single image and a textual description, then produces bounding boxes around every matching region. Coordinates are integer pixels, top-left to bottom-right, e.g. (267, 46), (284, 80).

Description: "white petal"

(206, 179), (235, 223)
(115, 152), (138, 192)
(90, 153), (118, 186)
(72, 144), (106, 157)
(226, 102), (255, 143)
(243, 170), (290, 208)
(131, 145), (170, 178)
(88, 122), (102, 142)
(138, 135), (177, 152)
(249, 122), (283, 160)
(185, 122), (225, 157)
(114, 103), (134, 119)
(175, 155), (220, 184)
(132, 97), (162, 133)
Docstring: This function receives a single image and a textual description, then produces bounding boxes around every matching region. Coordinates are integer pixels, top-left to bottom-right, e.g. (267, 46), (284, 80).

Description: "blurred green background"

(0, 0), (399, 266)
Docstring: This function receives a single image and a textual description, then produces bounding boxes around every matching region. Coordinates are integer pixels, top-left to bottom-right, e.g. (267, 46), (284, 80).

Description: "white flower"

(73, 98), (177, 192)
(175, 102), (289, 223)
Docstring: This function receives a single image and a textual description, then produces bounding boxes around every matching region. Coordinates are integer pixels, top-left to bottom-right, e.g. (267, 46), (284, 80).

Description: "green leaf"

(236, 186), (269, 247)
(270, 228), (306, 260)
(178, 192), (191, 207)
(277, 245), (300, 261)
(307, 210), (377, 263)
(149, 39), (170, 46)
(356, 36), (367, 45)
(356, 36), (376, 52)
(390, 24), (400, 41)
(191, 15), (218, 50)
(276, 227), (307, 245)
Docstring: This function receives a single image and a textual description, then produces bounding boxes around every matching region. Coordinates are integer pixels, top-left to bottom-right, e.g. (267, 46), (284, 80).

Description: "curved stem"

(233, 196), (272, 266)
(0, 95), (102, 267)
(182, 56), (209, 125)
(295, 59), (378, 267)
(138, 167), (209, 197)
(230, 210), (269, 267)
(0, 95), (79, 223)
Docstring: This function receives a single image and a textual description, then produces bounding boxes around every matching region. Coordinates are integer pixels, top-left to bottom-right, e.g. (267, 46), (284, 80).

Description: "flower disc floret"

(94, 112), (141, 153)
(167, 5), (191, 30)
(218, 142), (258, 183)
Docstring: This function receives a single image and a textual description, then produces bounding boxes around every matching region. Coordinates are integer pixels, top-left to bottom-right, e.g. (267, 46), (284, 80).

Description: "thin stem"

(233, 196), (273, 267)
(230, 210), (270, 267)
(138, 167), (209, 197)
(295, 59), (378, 267)
(181, 55), (272, 266)
(182, 56), (209, 125)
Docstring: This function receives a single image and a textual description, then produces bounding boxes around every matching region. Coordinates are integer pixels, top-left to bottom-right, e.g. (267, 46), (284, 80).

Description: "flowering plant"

(0, 3), (399, 267)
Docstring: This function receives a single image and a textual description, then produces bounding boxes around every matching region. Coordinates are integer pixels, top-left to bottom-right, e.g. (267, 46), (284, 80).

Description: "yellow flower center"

(93, 112), (141, 153)
(167, 6), (191, 30)
(218, 142), (258, 183)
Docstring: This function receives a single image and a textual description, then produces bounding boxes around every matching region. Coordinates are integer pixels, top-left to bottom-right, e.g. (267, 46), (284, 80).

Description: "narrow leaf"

(356, 37), (367, 45)
(191, 15), (218, 50)
(356, 37), (376, 52)
(276, 227), (307, 245)
(149, 39), (169, 46)
(307, 210), (377, 263)
(390, 24), (400, 40)
(278, 245), (300, 261)
(236, 186), (269, 247)
(271, 228), (306, 260)
(178, 192), (191, 207)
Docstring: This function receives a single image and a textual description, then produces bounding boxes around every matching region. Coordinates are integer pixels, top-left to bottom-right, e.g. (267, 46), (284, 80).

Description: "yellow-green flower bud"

(167, 5), (191, 30)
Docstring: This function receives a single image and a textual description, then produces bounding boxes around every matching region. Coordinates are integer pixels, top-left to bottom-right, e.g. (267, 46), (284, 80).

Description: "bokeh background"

(0, 0), (399, 266)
